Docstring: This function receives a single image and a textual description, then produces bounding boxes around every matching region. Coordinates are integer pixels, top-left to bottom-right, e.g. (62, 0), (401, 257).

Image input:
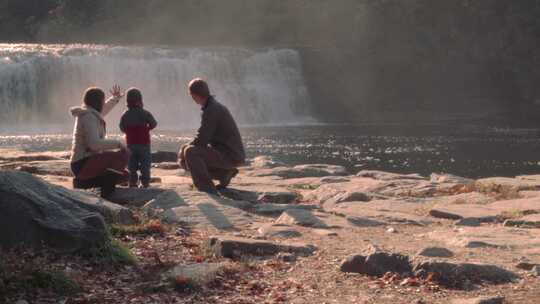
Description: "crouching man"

(179, 78), (246, 194)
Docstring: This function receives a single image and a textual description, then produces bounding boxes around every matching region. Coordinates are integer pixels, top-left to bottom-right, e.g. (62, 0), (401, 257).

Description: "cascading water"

(0, 44), (313, 132)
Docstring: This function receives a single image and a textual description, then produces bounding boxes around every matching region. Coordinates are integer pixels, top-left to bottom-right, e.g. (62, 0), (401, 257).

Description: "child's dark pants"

(128, 144), (152, 186)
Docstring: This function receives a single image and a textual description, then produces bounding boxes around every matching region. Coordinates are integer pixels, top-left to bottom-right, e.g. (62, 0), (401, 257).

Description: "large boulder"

(0, 171), (109, 252)
(67, 190), (136, 225)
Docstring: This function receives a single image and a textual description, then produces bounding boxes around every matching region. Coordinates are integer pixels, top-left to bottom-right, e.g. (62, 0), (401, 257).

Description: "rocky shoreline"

(1, 149), (540, 303)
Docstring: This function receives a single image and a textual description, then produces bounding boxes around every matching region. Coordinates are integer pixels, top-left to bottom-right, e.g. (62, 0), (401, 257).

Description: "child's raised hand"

(110, 85), (124, 99)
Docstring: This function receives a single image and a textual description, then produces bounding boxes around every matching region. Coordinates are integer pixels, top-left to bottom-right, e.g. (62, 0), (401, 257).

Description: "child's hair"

(188, 78), (210, 98)
(126, 88), (143, 108)
(83, 87), (105, 112)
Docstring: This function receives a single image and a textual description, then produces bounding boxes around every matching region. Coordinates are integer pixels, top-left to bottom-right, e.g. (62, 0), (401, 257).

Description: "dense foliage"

(1, 0), (540, 123)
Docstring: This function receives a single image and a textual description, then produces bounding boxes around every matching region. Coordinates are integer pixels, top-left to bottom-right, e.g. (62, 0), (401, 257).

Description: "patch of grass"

(110, 220), (166, 237)
(82, 238), (137, 266)
(0, 249), (81, 297)
(26, 270), (81, 295)
(500, 209), (526, 220)
(290, 183), (318, 190)
(500, 209), (537, 221)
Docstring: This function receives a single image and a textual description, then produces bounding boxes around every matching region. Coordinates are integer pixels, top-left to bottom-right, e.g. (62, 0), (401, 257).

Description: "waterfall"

(0, 44), (313, 131)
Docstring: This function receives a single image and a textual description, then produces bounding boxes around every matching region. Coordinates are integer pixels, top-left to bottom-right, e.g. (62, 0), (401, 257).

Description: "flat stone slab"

(429, 205), (500, 222)
(254, 203), (318, 216)
(427, 227), (540, 250)
(152, 162), (181, 170)
(311, 229), (338, 237)
(257, 191), (300, 204)
(218, 185), (300, 204)
(207, 236), (316, 258)
(275, 209), (329, 228)
(150, 189), (257, 231)
(257, 224), (303, 238)
(247, 164), (348, 179)
(432, 192), (496, 206)
(346, 216), (386, 227)
(0, 160), (72, 177)
(451, 296), (504, 304)
(414, 260), (519, 288)
(430, 173), (474, 186)
(504, 214), (540, 228)
(357, 170), (426, 181)
(430, 196), (540, 221)
(0, 149), (68, 162)
(323, 190), (372, 209)
(416, 247), (454, 258)
(142, 190), (188, 216)
(475, 177), (540, 193)
(303, 178), (384, 205)
(328, 200), (434, 226)
(490, 197), (540, 214)
(107, 188), (167, 207)
(248, 155), (284, 169)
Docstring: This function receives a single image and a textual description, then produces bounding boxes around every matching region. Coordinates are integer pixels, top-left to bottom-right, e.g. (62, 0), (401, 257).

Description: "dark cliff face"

(298, 1), (540, 125)
(1, 0), (540, 125)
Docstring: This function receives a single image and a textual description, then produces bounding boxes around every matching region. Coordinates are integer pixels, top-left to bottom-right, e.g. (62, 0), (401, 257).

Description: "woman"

(70, 85), (129, 198)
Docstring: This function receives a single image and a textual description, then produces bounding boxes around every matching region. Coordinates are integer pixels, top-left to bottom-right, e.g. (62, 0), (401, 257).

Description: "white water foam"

(0, 44), (313, 131)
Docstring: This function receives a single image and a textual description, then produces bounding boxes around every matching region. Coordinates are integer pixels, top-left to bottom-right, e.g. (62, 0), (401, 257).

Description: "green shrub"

(27, 270), (81, 295)
(82, 238), (137, 267)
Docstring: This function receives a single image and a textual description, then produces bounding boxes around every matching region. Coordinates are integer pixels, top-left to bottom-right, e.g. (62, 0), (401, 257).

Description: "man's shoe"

(216, 168), (239, 190)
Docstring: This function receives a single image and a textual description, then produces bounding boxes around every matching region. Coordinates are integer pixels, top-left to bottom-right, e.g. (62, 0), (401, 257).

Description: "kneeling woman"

(70, 85), (129, 197)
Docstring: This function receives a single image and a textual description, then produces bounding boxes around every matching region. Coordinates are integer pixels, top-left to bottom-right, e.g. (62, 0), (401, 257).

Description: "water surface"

(2, 124), (539, 178)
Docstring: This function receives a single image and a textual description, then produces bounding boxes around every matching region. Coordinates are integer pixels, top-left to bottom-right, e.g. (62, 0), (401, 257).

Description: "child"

(119, 88), (157, 188)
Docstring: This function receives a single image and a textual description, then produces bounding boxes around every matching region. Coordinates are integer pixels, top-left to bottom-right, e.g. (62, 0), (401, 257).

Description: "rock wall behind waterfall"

(0, 45), (312, 131)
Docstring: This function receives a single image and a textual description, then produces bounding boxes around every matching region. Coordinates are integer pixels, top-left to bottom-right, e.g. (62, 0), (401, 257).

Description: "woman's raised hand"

(110, 85), (124, 99)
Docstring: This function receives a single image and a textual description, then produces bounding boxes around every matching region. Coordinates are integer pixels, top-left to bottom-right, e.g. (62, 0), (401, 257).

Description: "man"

(179, 78), (246, 194)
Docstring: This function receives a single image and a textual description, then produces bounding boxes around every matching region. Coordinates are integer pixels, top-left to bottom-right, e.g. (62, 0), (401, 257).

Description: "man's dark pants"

(179, 145), (238, 193)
